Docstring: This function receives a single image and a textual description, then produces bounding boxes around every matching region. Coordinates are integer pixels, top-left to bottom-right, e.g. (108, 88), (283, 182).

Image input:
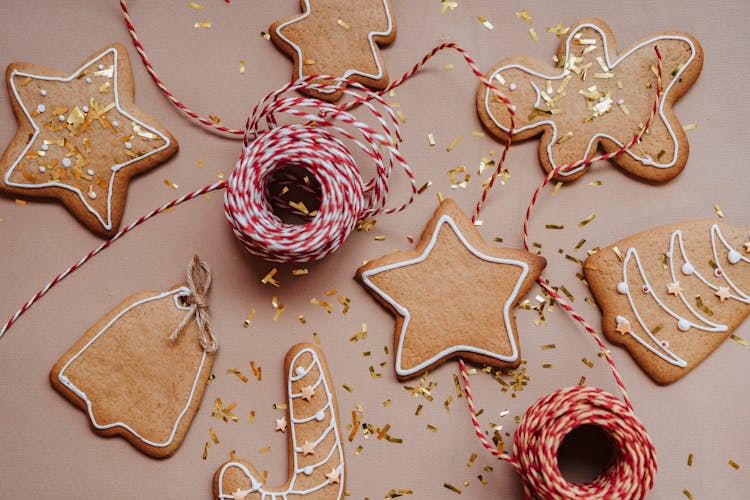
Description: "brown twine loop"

(169, 255), (217, 353)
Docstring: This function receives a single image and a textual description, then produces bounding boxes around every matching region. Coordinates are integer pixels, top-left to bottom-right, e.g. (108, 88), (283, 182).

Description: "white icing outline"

(3, 47), (172, 230)
(217, 347), (344, 499)
(274, 0), (393, 95)
(711, 224), (750, 301)
(482, 23), (698, 177)
(57, 287), (208, 448)
(620, 248), (687, 367)
(360, 214), (529, 378)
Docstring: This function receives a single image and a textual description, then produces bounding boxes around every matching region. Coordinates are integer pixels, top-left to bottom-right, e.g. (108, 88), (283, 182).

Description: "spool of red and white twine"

(0, 3), (663, 498)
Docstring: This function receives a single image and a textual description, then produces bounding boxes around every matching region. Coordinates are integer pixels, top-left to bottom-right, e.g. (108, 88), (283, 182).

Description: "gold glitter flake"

(515, 10), (532, 25)
(529, 28), (539, 42)
(227, 369), (249, 383)
(427, 133), (436, 146)
(682, 490), (694, 500)
(683, 123), (698, 131)
(444, 483), (462, 494)
(385, 490), (413, 498)
(261, 268), (280, 287)
(714, 204), (724, 218)
(687, 453), (694, 466)
(243, 308), (256, 327)
(447, 135), (462, 152)
(189, 2), (204, 10)
(336, 18), (351, 30)
(581, 357), (594, 368)
(730, 334), (748, 347)
(239, 60), (246, 74)
(194, 21), (212, 29)
(209, 427), (219, 444)
(728, 459), (741, 470)
(547, 22), (570, 38)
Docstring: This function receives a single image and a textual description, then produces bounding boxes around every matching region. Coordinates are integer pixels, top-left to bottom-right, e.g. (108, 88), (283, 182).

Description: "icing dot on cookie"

(677, 319), (690, 331)
(40, 89), (47, 96)
(617, 98), (625, 105)
(112, 121), (119, 127)
(124, 142), (133, 150)
(616, 282), (628, 294)
(36, 104), (45, 113)
(98, 63), (104, 70)
(315, 410), (325, 421)
(681, 263), (695, 275)
(295, 366), (305, 377)
(58, 115), (65, 122)
(86, 169), (95, 176)
(41, 144), (49, 151)
(728, 249), (741, 264)
(303, 466), (314, 476)
(38, 166), (46, 173)
(62, 158), (72, 168)
(509, 83), (517, 91)
(88, 191), (97, 200)
(85, 77), (92, 84)
(82, 105), (89, 113)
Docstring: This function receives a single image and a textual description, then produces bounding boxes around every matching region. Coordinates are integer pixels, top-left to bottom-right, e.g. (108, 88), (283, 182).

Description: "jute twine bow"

(169, 255), (217, 353)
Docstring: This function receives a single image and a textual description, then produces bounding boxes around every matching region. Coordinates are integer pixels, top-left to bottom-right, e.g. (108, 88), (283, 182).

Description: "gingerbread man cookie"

(357, 198), (546, 381)
(477, 18), (703, 182)
(270, 0), (396, 101)
(214, 343), (345, 499)
(0, 43), (178, 237)
(585, 220), (750, 384)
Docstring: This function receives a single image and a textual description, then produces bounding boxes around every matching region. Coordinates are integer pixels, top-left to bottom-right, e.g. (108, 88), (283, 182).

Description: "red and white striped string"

(456, 47), (663, 499)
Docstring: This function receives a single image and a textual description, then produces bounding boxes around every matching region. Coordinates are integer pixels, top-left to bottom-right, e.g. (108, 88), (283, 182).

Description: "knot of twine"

(169, 255), (217, 353)
(459, 361), (656, 500)
(223, 76), (415, 262)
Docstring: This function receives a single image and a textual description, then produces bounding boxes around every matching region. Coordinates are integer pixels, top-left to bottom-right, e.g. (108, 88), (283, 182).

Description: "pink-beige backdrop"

(0, 1), (748, 498)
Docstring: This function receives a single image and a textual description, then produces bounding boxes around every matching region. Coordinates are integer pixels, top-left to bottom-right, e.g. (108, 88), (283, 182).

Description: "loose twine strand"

(456, 47), (663, 499)
(2, 4), (661, 498)
(170, 255), (217, 353)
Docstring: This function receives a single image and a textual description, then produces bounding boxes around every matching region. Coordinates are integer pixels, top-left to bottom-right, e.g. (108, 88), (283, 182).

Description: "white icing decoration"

(98, 63), (104, 70)
(62, 158), (72, 168)
(728, 249), (741, 264)
(315, 410), (325, 422)
(58, 114), (65, 122)
(360, 214), (529, 377)
(616, 282), (628, 294)
(710, 224), (750, 300)
(509, 83), (517, 90)
(38, 166), (46, 173)
(41, 144), (48, 151)
(295, 366), (305, 377)
(88, 192), (97, 200)
(40, 89), (47, 96)
(482, 24), (698, 177)
(677, 319), (690, 331)
(56, 288), (208, 448)
(85, 77), (92, 83)
(274, 0), (393, 96)
(36, 104), (45, 113)
(82, 105), (89, 113)
(124, 141), (133, 150)
(4, 48), (172, 231)
(681, 262), (694, 275)
(86, 169), (95, 176)
(216, 347), (344, 498)
(112, 120), (119, 127)
(617, 98), (625, 105)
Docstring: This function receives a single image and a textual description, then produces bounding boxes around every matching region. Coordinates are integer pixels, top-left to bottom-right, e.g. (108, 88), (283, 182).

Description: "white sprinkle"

(58, 115), (65, 122)
(38, 166), (46, 173)
(509, 83), (517, 91)
(86, 169), (95, 176)
(40, 89), (47, 96)
(98, 64), (104, 70)
(88, 191), (97, 200)
(36, 104), (46, 113)
(85, 77), (92, 84)
(41, 144), (49, 151)
(82, 105), (89, 113)
(124, 141), (133, 150)
(617, 98), (625, 105)
(112, 121), (119, 127)
(62, 158), (72, 168)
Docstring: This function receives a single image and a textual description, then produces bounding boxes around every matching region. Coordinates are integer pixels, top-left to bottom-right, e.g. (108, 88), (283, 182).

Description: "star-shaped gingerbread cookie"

(0, 43), (178, 237)
(270, 0), (396, 101)
(477, 17), (703, 182)
(357, 198), (546, 381)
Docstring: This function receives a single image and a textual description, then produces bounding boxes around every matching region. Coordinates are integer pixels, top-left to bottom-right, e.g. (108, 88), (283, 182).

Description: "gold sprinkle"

(542, 363), (552, 368)
(515, 9), (532, 24)
(472, 131), (485, 138)
(209, 114), (222, 124)
(342, 384), (352, 393)
(243, 308), (256, 327)
(579, 376), (586, 385)
(194, 21), (212, 29)
(417, 180), (432, 195)
(585, 296), (598, 308)
(565, 254), (583, 265)
(202, 441), (210, 459)
(728, 459), (741, 470)
(208, 427), (219, 444)
(555, 131), (574, 144)
(426, 424), (438, 432)
(444, 63), (454, 70)
(427, 133), (436, 146)
(249, 410), (255, 423)
(350, 323), (368, 343)
(730, 334), (748, 347)
(579, 213), (596, 227)
(239, 60), (245, 74)
(683, 123), (698, 131)
(444, 483), (462, 494)
(374, 235), (386, 241)
(385, 489), (413, 498)
(687, 453), (694, 466)
(695, 295), (714, 316)
(14, 199), (27, 206)
(619, 102), (631, 115)
(582, 357), (594, 368)
(261, 268), (280, 287)
(440, 0), (458, 14)
(250, 361), (261, 381)
(188, 2), (204, 9)
(292, 268), (309, 276)
(259, 446), (271, 454)
(396, 110), (406, 123)
(336, 18), (351, 30)
(260, 31), (271, 40)
(552, 181), (563, 195)
(354, 445), (363, 455)
(447, 135), (462, 152)
(541, 344), (556, 350)
(529, 28), (539, 42)
(227, 369), (249, 383)
(313, 332), (320, 344)
(273, 403), (288, 410)
(19, 76), (32, 86)
(714, 204), (724, 218)
(682, 489), (694, 500)
(477, 15), (494, 30)
(546, 224), (564, 230)
(613, 246), (624, 261)
(415, 404), (423, 416)
(547, 23), (570, 38)
(437, 191), (444, 202)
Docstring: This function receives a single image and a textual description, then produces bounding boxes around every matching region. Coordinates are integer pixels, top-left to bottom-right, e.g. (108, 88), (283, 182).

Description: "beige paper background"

(0, 0), (747, 498)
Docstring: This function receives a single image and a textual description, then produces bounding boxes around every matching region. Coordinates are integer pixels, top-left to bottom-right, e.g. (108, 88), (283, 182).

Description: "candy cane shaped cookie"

(214, 343), (345, 499)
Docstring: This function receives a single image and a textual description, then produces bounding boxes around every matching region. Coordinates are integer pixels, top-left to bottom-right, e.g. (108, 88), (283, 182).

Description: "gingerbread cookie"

(356, 198), (546, 381)
(270, 0), (396, 101)
(477, 17), (703, 182)
(584, 220), (750, 384)
(1, 43), (178, 237)
(50, 256), (216, 458)
(214, 343), (345, 499)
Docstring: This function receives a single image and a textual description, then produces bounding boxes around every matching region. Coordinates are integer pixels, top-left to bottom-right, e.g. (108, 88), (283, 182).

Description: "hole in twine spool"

(267, 165), (322, 225)
(223, 79), (414, 263)
(510, 386), (656, 499)
(557, 424), (614, 484)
